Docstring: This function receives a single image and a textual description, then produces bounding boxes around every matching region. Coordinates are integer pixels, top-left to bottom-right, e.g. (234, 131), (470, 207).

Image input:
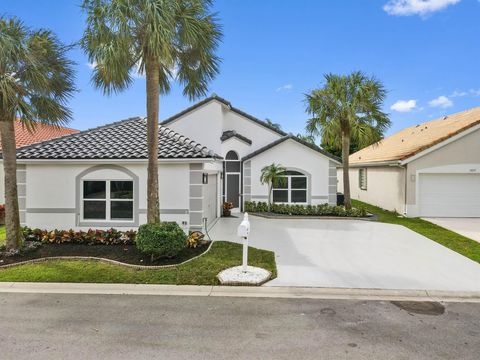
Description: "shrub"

(187, 231), (204, 248)
(244, 201), (367, 217)
(22, 227), (136, 245)
(136, 222), (187, 259)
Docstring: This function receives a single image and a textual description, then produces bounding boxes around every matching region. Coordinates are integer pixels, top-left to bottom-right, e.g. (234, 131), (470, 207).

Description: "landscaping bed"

(0, 241), (277, 285)
(245, 201), (369, 217)
(0, 241), (209, 267)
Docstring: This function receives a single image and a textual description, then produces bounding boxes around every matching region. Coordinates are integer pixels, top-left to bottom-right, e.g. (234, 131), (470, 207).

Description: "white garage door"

(419, 173), (480, 217)
(204, 174), (218, 228)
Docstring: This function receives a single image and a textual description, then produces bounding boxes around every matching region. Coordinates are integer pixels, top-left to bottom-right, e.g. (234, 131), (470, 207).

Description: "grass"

(0, 226), (5, 246)
(354, 199), (480, 264)
(0, 241), (277, 284)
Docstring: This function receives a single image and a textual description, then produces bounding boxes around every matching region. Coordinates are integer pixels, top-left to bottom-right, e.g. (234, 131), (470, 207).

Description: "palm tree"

(260, 163), (286, 210)
(296, 133), (316, 145)
(0, 17), (75, 251)
(81, 0), (222, 224)
(306, 72), (390, 209)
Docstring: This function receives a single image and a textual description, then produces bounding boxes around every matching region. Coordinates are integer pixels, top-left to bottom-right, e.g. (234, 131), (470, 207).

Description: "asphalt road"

(0, 293), (479, 359)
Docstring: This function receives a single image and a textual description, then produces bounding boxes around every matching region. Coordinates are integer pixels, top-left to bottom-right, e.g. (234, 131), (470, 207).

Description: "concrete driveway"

(424, 218), (480, 242)
(210, 216), (480, 291)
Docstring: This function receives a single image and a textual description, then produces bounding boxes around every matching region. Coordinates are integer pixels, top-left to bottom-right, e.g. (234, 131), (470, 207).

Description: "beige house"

(338, 107), (480, 217)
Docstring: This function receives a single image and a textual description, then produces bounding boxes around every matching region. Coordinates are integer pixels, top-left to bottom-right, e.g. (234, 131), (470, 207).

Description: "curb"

(0, 282), (479, 303)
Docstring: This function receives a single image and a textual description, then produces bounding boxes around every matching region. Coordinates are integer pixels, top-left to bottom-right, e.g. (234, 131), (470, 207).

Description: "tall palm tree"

(296, 133), (316, 145)
(306, 72), (390, 210)
(81, 0), (222, 223)
(260, 163), (286, 210)
(0, 17), (75, 251)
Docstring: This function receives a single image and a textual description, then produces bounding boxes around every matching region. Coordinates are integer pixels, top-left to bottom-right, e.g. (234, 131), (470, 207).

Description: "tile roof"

(14, 117), (219, 160)
(242, 135), (341, 163)
(0, 120), (79, 150)
(220, 130), (252, 145)
(350, 106), (480, 165)
(161, 94), (288, 136)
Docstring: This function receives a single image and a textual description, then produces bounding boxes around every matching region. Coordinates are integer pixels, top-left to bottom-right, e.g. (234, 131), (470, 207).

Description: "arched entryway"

(224, 150), (241, 211)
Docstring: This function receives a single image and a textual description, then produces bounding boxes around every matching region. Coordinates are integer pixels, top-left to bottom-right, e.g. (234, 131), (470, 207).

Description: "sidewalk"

(1, 282), (480, 303)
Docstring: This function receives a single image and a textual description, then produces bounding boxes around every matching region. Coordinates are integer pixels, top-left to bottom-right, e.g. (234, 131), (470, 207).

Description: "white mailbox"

(237, 213), (251, 271)
(237, 213), (250, 238)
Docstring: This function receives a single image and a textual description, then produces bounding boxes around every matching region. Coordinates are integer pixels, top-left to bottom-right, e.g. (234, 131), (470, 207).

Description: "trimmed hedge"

(244, 201), (368, 217)
(136, 222), (187, 259)
(22, 227), (136, 245)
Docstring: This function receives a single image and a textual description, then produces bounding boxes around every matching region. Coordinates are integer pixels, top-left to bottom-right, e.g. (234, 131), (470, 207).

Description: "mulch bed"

(0, 242), (210, 266)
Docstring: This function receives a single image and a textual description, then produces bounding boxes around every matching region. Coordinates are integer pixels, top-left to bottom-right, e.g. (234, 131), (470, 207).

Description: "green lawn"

(354, 199), (480, 264)
(0, 241), (277, 285)
(0, 226), (5, 246)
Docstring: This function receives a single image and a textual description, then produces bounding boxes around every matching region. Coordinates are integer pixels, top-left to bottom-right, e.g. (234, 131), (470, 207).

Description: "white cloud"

(276, 84), (293, 92)
(383, 0), (461, 16)
(390, 99), (417, 112)
(86, 61), (97, 70)
(429, 95), (453, 108)
(470, 89), (480, 96)
(450, 90), (468, 97)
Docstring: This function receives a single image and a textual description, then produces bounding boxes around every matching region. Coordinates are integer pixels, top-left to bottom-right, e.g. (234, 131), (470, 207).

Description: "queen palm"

(0, 17), (75, 251)
(306, 72), (390, 209)
(260, 163), (287, 210)
(81, 0), (222, 223)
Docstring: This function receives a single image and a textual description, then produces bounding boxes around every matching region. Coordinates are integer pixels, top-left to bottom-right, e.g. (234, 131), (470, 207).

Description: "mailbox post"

(237, 213), (251, 272)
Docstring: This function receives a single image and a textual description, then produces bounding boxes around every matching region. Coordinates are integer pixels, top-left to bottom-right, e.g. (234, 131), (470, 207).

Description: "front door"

(226, 173), (240, 211)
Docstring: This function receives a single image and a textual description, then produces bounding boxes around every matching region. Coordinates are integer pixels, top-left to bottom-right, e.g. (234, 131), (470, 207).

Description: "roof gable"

(161, 94), (287, 136)
(350, 106), (480, 165)
(242, 135), (341, 163)
(13, 117), (218, 160)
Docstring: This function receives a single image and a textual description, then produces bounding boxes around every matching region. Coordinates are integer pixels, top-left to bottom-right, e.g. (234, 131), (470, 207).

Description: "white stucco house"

(338, 106), (480, 217)
(6, 95), (339, 232)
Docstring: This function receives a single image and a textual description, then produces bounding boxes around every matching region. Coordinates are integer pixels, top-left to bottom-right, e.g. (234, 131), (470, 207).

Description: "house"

(0, 120), (78, 203)
(338, 107), (480, 217)
(7, 95), (339, 232)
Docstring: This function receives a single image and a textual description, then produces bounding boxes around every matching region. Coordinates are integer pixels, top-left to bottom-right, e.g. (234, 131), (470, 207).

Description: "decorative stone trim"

(0, 241), (214, 270)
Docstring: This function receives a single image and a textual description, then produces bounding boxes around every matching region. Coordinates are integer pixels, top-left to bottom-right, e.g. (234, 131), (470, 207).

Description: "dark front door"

(226, 173), (240, 208)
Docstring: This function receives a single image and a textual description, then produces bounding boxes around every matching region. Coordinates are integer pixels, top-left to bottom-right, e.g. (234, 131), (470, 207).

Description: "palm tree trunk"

(146, 57), (160, 223)
(341, 129), (352, 210)
(0, 118), (23, 250)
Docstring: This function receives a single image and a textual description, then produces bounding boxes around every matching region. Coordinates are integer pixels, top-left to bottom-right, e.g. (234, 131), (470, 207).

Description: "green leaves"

(81, 0), (222, 99)
(305, 71), (390, 155)
(0, 16), (75, 126)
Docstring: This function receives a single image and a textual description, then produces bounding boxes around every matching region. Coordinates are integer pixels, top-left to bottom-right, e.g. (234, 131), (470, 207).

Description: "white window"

(82, 180), (134, 221)
(272, 170), (308, 204)
(359, 168), (367, 190)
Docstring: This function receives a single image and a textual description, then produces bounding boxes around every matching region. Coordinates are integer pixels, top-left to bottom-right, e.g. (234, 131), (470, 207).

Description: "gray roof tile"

(14, 117), (219, 160)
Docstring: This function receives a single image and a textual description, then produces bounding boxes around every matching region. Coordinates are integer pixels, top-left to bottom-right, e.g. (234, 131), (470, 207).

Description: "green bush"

(244, 201), (367, 217)
(22, 227), (136, 245)
(136, 222), (187, 259)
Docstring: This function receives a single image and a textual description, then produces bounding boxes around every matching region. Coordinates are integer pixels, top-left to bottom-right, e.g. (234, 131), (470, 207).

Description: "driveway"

(424, 218), (480, 243)
(210, 216), (480, 291)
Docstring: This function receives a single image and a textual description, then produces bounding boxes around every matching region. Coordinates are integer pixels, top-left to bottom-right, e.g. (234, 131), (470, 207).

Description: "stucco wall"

(338, 166), (406, 213)
(405, 128), (480, 216)
(23, 162), (192, 231)
(247, 139), (335, 205)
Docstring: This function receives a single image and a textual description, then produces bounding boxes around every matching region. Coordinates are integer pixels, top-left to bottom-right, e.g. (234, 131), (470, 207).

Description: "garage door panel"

(419, 173), (480, 217)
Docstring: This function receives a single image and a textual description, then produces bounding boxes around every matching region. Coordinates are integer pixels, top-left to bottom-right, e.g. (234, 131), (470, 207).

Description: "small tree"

(0, 17), (75, 251)
(306, 72), (390, 209)
(260, 163), (287, 210)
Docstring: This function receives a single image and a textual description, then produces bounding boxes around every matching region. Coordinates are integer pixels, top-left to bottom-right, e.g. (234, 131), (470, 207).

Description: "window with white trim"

(359, 168), (367, 190)
(82, 180), (134, 221)
(272, 170), (308, 204)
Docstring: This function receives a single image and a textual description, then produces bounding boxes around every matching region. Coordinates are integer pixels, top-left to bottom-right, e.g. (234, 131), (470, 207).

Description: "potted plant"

(223, 202), (234, 217)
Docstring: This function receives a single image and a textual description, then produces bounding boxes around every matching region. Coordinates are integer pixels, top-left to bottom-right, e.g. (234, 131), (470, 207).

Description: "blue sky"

(2, 0), (480, 136)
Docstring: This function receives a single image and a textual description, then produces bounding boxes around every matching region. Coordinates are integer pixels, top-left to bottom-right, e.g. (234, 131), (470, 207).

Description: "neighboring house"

(0, 120), (79, 203)
(338, 107), (480, 217)
(5, 95), (339, 232)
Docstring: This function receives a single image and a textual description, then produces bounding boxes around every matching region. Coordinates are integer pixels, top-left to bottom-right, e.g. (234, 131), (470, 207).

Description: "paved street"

(211, 216), (480, 290)
(0, 292), (479, 359)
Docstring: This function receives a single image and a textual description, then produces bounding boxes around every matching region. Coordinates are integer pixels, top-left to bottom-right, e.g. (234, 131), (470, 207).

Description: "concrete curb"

(1, 282), (480, 303)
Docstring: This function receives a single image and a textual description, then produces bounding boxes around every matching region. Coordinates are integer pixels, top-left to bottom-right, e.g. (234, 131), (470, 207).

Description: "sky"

(2, 0), (480, 136)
